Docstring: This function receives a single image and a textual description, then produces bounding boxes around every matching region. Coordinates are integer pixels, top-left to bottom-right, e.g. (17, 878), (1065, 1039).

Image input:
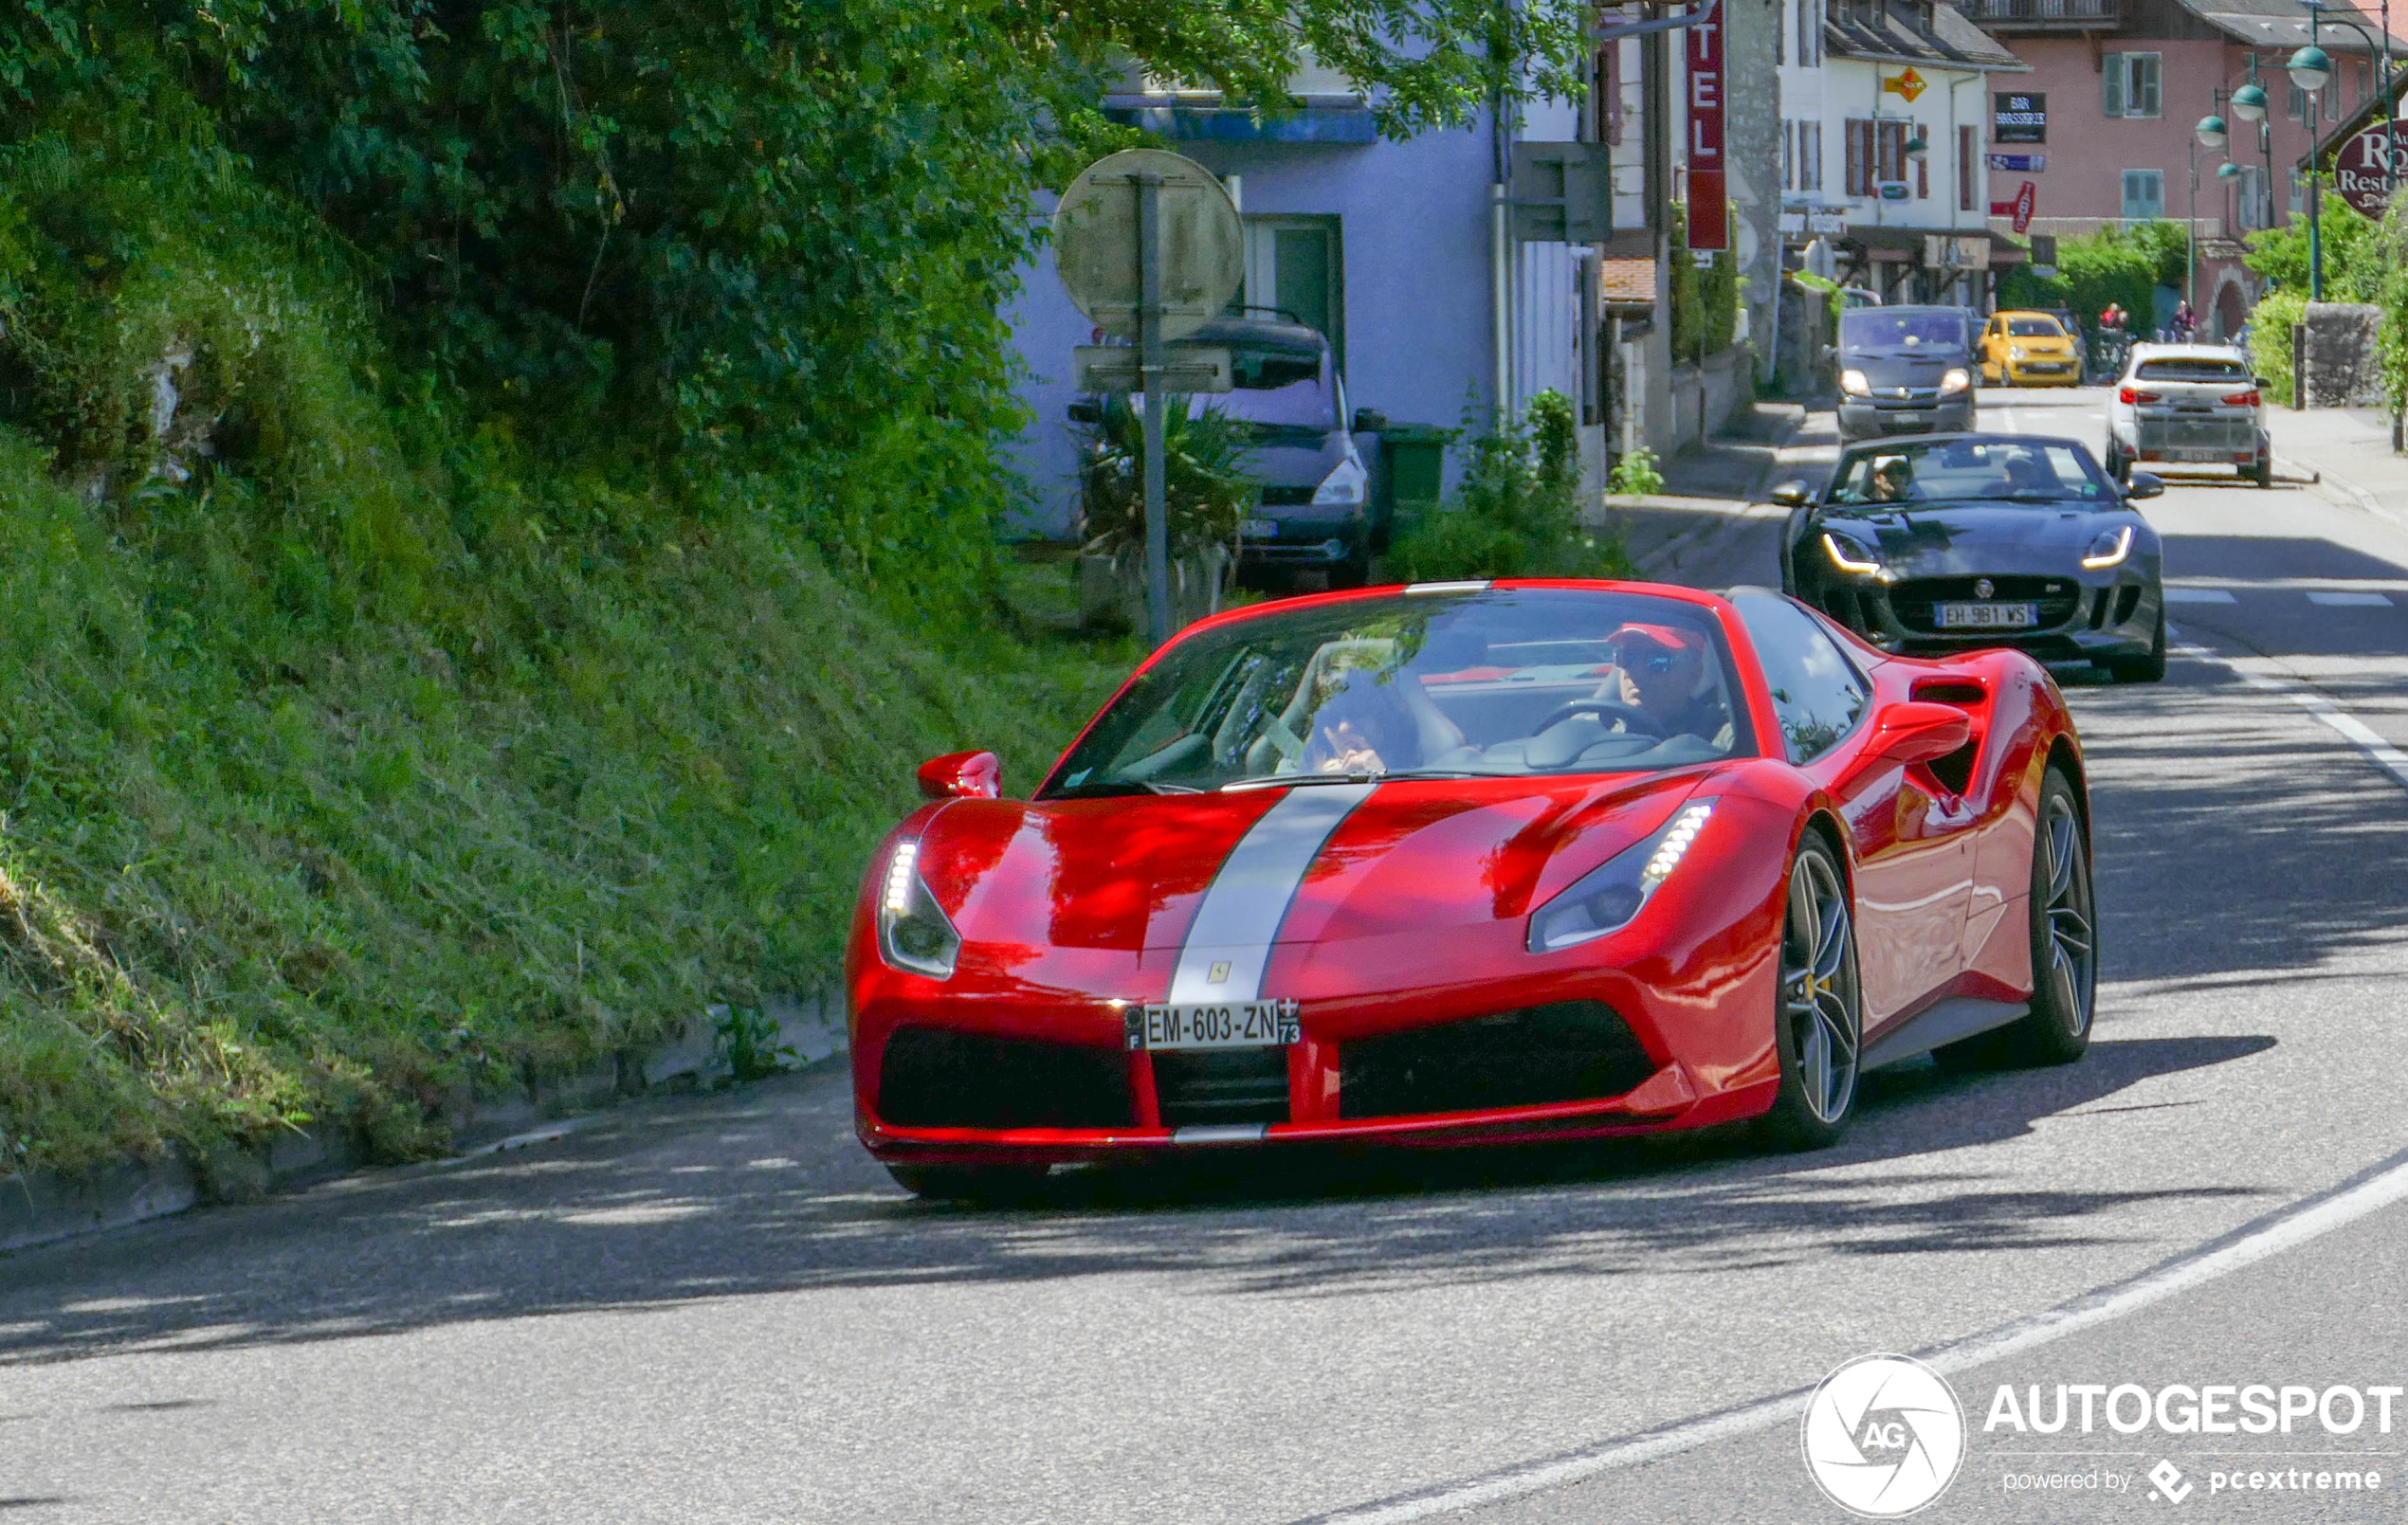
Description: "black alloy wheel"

(2105, 608), (2167, 684)
(1759, 834), (1863, 1151)
(1938, 767), (2096, 1070)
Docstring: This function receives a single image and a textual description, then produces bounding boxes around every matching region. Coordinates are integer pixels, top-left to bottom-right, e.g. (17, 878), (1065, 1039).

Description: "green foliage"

(1076, 396), (1259, 560)
(713, 1005), (797, 1082)
(2246, 287), (2306, 407)
(1389, 391), (1629, 580)
(1998, 221), (2185, 343)
(1670, 205), (1742, 359)
(1607, 445), (1665, 498)
(2244, 194), (2385, 300)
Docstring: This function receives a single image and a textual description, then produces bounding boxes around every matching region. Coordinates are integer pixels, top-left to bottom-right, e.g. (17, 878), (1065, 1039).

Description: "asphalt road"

(5, 387), (2407, 1524)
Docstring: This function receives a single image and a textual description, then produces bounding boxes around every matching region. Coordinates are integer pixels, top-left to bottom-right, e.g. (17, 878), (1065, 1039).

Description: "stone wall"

(2299, 302), (2385, 408)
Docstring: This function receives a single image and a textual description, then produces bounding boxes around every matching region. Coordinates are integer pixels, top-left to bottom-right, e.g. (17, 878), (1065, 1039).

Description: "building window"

(2289, 167), (2306, 215)
(1846, 118), (1875, 196)
(1877, 119), (1909, 184)
(1959, 124), (1978, 211)
(1239, 217), (1343, 364)
(1797, 0), (1821, 65)
(2236, 164), (2269, 230)
(2121, 168), (2165, 222)
(1916, 122), (1930, 198)
(2103, 53), (2162, 118)
(1802, 121), (1824, 191)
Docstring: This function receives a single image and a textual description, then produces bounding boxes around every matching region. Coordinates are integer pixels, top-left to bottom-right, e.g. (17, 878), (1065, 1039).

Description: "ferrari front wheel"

(1760, 837), (1863, 1152)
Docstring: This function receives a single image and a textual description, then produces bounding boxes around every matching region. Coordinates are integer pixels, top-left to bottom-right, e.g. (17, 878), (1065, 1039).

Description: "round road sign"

(1051, 149), (1243, 341)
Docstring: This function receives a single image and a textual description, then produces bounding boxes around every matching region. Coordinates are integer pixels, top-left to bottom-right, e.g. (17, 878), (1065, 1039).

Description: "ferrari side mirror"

(917, 750), (1002, 801)
(1769, 480), (1813, 508)
(2124, 472), (2165, 500)
(1870, 701), (1973, 766)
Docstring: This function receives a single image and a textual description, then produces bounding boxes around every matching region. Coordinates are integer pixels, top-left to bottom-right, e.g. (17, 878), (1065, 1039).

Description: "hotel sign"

(1687, 4), (1727, 249)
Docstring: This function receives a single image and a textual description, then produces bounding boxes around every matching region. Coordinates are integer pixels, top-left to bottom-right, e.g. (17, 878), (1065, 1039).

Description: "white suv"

(2105, 343), (2272, 488)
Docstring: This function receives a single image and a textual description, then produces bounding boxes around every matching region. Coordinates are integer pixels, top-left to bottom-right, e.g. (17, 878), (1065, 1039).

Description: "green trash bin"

(1378, 424), (1450, 547)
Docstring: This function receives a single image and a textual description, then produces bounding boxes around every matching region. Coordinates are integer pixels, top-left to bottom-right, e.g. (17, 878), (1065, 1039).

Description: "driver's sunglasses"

(1628, 651), (1681, 675)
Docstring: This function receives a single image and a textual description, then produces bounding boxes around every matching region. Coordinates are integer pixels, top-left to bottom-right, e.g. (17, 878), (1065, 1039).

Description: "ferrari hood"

(910, 773), (1706, 961)
(1826, 505), (2146, 576)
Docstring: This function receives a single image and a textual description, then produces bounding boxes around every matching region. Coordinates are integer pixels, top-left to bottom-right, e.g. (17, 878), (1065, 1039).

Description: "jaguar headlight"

(2081, 524), (2135, 569)
(877, 839), (960, 978)
(1840, 369), (1871, 397)
(1822, 530), (1885, 576)
(1527, 801), (1716, 953)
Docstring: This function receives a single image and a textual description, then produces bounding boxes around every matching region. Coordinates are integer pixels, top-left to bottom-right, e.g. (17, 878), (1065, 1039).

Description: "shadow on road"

(0, 1030), (2271, 1363)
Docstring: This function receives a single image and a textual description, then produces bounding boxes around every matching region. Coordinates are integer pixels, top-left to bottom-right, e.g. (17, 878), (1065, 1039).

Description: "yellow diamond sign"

(1884, 67), (1927, 101)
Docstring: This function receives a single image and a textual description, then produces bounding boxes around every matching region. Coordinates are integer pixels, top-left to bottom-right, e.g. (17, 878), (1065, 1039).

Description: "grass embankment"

(0, 126), (1138, 1175)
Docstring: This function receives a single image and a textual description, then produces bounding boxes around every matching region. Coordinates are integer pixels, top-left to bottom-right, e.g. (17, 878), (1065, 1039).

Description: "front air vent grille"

(877, 1027), (1133, 1130)
(1154, 1047), (1292, 1127)
(1339, 1001), (1656, 1120)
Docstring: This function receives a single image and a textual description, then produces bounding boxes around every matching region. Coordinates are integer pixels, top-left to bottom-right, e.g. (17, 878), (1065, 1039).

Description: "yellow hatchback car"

(1979, 310), (2083, 387)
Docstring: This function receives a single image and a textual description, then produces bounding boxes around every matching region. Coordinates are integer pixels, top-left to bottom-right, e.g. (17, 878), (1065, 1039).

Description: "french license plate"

(1937, 602), (2038, 629)
(2164, 446), (2226, 463)
(1128, 1000), (1300, 1051)
(1240, 517), (1279, 539)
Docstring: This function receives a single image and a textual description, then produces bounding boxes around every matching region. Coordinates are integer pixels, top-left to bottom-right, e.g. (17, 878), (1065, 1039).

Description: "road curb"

(0, 989), (848, 1258)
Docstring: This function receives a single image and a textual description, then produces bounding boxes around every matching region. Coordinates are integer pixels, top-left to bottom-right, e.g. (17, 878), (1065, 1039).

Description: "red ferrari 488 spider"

(847, 580), (2096, 1198)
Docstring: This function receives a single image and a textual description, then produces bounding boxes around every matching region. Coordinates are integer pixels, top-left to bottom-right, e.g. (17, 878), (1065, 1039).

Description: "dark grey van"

(1833, 305), (1978, 444)
(1075, 316), (1385, 587)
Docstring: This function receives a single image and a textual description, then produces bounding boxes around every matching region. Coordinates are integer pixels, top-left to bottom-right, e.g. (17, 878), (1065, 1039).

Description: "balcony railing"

(1958, 0), (2119, 30)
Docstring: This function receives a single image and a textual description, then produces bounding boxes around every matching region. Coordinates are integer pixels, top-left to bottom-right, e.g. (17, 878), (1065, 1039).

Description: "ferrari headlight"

(1527, 800), (1716, 953)
(1940, 368), (1972, 395)
(1312, 454), (1367, 506)
(1822, 531), (1885, 576)
(1840, 369), (1871, 397)
(877, 839), (959, 978)
(2081, 524), (2135, 569)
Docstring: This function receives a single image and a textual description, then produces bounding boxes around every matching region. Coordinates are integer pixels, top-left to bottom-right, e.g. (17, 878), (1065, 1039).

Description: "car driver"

(1869, 457), (1916, 502)
(1595, 625), (1734, 750)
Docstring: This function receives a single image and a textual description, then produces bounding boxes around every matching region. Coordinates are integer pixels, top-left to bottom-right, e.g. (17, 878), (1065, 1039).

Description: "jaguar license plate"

(1128, 1000), (1300, 1051)
(1240, 517), (1280, 539)
(1937, 602), (2038, 629)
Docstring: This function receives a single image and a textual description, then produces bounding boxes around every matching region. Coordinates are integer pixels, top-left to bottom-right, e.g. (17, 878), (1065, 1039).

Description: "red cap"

(1610, 623), (1706, 655)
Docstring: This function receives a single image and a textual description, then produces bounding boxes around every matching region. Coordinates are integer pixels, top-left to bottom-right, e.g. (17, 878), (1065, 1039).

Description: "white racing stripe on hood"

(1168, 782), (1377, 1004)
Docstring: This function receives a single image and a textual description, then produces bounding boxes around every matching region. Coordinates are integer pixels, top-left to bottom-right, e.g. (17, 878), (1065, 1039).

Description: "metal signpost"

(1051, 150), (1243, 647)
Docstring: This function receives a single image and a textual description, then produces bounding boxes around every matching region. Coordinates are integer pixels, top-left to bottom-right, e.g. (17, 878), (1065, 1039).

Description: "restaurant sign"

(2331, 120), (2407, 220)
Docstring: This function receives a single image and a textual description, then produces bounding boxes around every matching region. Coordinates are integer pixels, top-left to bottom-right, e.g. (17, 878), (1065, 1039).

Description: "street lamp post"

(2195, 113), (2229, 321)
(2290, 42), (2333, 300)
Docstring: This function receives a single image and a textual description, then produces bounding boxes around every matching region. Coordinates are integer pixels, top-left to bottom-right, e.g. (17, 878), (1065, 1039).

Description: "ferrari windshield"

(1827, 436), (2115, 508)
(1041, 590), (1754, 796)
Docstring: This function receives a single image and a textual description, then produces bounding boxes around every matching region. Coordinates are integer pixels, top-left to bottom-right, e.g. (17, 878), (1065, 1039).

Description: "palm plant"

(1074, 394), (1258, 563)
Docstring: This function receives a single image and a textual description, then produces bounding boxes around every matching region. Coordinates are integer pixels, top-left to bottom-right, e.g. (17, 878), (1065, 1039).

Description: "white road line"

(2163, 588), (2237, 603)
(1301, 1147), (2408, 1525)
(1298, 641), (2408, 1525)
(2172, 639), (2408, 791)
(2307, 590), (2395, 607)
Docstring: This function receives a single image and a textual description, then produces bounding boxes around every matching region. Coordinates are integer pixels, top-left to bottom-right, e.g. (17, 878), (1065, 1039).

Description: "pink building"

(1961, 0), (2406, 338)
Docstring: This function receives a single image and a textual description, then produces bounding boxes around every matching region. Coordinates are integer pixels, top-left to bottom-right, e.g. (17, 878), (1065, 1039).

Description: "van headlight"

(877, 840), (960, 978)
(1313, 454), (1367, 506)
(1840, 370), (1871, 397)
(1940, 368), (1972, 395)
(1527, 801), (1715, 953)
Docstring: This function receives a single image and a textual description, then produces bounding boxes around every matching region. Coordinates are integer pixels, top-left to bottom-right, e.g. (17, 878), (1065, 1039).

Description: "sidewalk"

(2267, 406), (2408, 527)
(1603, 401), (1835, 582)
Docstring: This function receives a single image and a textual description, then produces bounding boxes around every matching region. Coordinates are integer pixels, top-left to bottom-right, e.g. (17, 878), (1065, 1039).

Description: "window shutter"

(2137, 55), (2161, 117)
(2104, 54), (2125, 118)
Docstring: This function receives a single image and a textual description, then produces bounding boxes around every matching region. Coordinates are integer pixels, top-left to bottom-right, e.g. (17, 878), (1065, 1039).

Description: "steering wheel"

(1531, 697), (1666, 739)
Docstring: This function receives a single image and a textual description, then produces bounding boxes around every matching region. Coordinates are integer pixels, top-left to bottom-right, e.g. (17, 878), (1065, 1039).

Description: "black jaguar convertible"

(1776, 433), (2167, 683)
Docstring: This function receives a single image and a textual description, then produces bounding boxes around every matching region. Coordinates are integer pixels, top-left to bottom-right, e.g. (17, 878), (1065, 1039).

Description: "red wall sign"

(1686, 0), (1727, 252)
(2332, 121), (2407, 220)
(1986, 180), (2037, 234)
